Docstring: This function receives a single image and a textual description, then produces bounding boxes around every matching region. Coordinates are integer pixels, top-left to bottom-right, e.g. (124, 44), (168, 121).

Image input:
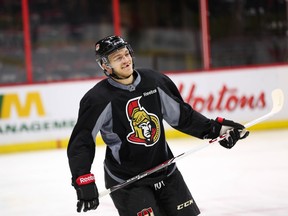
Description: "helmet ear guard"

(96, 56), (111, 70)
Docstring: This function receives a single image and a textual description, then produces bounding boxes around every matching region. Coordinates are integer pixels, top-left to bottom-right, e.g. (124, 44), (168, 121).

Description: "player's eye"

(113, 56), (122, 62)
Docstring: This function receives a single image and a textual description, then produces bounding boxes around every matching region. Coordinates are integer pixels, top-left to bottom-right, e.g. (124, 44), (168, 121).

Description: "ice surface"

(0, 129), (288, 216)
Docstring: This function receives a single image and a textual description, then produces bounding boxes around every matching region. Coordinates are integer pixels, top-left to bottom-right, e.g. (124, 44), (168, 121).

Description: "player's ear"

(102, 63), (112, 73)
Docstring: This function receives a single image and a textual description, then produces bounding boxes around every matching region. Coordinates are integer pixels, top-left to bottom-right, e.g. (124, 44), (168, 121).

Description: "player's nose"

(121, 54), (131, 63)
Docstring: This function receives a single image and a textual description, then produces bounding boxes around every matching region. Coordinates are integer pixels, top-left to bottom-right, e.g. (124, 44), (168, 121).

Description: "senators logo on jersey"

(126, 96), (160, 146)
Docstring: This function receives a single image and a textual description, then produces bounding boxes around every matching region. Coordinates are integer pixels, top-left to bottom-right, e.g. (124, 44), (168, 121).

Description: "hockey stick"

(99, 88), (284, 198)
(242, 88), (284, 128)
(209, 88), (284, 143)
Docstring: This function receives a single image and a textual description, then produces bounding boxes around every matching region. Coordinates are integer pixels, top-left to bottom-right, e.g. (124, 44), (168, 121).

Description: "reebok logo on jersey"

(126, 96), (161, 147)
(76, 174), (95, 186)
(143, 89), (157, 97)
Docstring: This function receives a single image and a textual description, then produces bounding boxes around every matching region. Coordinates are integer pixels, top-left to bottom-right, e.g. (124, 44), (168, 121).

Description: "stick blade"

(271, 88), (284, 114)
(243, 88), (284, 129)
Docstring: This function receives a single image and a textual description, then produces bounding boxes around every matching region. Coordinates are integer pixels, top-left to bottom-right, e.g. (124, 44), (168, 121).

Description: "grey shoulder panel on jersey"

(157, 87), (181, 127)
(91, 102), (122, 164)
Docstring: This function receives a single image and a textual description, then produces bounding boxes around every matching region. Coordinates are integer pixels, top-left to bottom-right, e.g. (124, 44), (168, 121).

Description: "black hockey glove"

(216, 117), (249, 149)
(73, 173), (99, 213)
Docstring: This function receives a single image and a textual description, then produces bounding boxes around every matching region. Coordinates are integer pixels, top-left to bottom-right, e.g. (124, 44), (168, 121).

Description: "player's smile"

(122, 65), (133, 75)
(122, 62), (131, 69)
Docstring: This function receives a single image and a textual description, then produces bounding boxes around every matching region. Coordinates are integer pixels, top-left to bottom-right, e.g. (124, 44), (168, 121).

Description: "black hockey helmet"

(95, 35), (133, 68)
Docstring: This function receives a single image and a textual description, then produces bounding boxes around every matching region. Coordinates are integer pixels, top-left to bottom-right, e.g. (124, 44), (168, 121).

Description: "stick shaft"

(99, 145), (209, 197)
(244, 112), (275, 128)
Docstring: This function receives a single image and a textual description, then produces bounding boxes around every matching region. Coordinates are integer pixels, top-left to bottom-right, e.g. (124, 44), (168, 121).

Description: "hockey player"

(67, 35), (249, 215)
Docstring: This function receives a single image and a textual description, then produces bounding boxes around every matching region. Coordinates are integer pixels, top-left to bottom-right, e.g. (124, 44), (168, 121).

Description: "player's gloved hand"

(216, 117), (249, 149)
(73, 173), (99, 213)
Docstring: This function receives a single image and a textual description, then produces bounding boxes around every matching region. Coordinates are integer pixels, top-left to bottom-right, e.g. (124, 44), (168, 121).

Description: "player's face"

(107, 47), (133, 79)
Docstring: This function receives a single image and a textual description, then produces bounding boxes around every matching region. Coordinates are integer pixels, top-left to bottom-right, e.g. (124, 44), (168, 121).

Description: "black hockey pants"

(105, 168), (200, 216)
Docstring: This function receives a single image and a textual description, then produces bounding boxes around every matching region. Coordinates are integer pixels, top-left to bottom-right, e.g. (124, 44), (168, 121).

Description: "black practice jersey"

(67, 68), (217, 183)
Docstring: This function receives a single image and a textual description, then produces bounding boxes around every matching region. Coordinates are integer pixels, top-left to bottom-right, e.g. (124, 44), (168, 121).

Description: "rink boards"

(0, 65), (287, 153)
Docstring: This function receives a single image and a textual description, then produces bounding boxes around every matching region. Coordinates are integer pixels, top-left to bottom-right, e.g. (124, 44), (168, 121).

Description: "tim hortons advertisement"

(178, 84), (266, 113)
(0, 65), (287, 147)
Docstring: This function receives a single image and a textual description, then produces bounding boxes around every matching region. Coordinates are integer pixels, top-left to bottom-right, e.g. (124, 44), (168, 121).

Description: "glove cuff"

(216, 117), (244, 129)
(76, 173), (95, 186)
(204, 119), (222, 139)
(216, 117), (224, 123)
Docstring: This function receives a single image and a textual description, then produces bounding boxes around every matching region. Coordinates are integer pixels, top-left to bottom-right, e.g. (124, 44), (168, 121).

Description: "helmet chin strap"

(104, 68), (133, 80)
(103, 62), (134, 80)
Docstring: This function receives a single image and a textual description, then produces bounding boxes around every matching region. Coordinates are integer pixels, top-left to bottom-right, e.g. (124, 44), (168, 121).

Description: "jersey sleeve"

(67, 92), (109, 181)
(157, 73), (220, 139)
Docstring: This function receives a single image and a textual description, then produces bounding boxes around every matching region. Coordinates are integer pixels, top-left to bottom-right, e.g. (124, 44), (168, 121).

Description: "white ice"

(0, 129), (288, 216)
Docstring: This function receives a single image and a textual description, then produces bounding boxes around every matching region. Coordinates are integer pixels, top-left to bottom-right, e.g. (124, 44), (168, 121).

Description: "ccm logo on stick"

(177, 199), (193, 210)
